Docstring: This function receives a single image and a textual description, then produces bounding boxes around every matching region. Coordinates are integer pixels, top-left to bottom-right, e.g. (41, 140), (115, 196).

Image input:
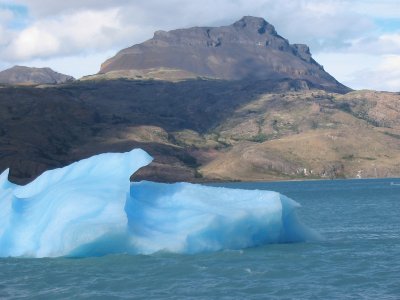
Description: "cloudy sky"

(0, 0), (399, 91)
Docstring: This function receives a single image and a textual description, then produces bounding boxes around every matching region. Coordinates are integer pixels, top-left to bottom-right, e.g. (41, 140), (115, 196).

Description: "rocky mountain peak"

(99, 16), (349, 93)
(0, 66), (74, 85)
(233, 16), (277, 35)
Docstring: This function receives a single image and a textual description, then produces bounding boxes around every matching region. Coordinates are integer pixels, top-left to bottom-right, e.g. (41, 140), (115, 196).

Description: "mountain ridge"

(99, 16), (349, 93)
(0, 66), (74, 85)
(0, 79), (398, 184)
(0, 17), (398, 184)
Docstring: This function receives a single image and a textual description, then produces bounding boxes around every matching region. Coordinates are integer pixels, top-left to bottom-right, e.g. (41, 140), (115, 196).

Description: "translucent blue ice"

(0, 149), (316, 257)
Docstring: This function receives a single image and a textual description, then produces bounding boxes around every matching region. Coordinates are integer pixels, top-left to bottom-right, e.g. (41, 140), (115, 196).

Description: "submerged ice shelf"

(0, 149), (317, 258)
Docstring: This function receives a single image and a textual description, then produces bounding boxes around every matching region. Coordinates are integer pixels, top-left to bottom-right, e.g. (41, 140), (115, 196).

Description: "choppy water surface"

(1, 178), (399, 299)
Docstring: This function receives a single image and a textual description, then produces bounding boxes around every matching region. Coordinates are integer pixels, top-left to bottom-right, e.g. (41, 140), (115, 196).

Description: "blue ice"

(0, 149), (316, 257)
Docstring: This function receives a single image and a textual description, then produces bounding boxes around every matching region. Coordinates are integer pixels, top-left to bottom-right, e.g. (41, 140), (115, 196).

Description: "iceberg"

(127, 181), (315, 254)
(0, 149), (316, 258)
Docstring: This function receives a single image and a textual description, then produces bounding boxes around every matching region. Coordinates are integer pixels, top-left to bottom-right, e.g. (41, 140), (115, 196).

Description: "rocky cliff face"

(0, 66), (74, 85)
(100, 16), (349, 93)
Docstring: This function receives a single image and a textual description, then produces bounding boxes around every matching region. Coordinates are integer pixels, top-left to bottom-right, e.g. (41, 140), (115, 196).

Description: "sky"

(0, 0), (399, 91)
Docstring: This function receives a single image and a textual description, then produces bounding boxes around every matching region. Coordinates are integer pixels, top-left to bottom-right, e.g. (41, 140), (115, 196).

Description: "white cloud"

(2, 8), (138, 61)
(117, 0), (377, 52)
(0, 8), (14, 23)
(5, 0), (380, 52)
(350, 33), (400, 55)
(0, 0), (399, 90)
(349, 55), (400, 91)
(0, 7), (17, 45)
(347, 0), (400, 19)
(17, 50), (118, 78)
(316, 52), (400, 92)
(7, 26), (59, 59)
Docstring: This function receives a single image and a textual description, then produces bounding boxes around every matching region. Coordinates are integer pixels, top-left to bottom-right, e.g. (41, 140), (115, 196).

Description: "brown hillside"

(0, 80), (398, 184)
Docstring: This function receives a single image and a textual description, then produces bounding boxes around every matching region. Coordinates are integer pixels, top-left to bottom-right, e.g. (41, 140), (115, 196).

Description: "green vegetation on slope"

(0, 79), (399, 184)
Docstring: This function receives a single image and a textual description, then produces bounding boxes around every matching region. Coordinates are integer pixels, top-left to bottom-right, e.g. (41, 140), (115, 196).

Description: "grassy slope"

(200, 90), (400, 180)
(0, 80), (399, 183)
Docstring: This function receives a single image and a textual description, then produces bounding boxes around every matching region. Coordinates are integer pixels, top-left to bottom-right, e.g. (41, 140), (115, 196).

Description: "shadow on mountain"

(0, 78), (331, 183)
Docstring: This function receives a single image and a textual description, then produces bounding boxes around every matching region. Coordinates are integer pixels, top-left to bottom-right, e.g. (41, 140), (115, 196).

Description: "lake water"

(1, 178), (399, 299)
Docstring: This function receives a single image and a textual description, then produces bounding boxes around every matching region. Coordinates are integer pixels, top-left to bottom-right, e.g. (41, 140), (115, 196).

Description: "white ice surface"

(0, 149), (316, 257)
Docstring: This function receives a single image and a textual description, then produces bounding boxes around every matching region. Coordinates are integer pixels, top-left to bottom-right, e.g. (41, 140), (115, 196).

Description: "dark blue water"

(1, 178), (399, 299)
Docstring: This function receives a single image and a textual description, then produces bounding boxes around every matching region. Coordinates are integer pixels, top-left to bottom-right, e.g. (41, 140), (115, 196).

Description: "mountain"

(0, 17), (399, 184)
(0, 80), (399, 184)
(0, 66), (74, 85)
(99, 16), (348, 93)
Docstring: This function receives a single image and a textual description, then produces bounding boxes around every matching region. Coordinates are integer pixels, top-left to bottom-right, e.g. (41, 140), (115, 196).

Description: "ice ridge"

(0, 149), (316, 257)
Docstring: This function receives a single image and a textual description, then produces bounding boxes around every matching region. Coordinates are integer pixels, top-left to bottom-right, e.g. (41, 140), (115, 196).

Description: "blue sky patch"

(0, 3), (29, 29)
(375, 18), (400, 32)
